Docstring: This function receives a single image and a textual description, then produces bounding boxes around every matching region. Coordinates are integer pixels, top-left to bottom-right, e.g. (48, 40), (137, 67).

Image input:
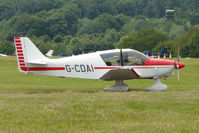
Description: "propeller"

(177, 47), (180, 81)
(175, 47), (185, 81)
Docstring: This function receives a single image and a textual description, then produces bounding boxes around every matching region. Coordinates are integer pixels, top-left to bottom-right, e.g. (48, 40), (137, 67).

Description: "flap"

(100, 68), (140, 80)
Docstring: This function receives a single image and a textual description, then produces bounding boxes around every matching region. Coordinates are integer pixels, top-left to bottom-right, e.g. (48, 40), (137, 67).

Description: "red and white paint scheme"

(14, 37), (185, 91)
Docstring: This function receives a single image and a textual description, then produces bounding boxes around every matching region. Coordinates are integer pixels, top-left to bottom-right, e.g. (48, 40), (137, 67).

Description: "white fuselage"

(26, 52), (175, 80)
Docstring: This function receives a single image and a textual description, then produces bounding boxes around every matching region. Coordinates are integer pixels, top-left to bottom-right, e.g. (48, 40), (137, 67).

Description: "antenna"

(120, 49), (123, 66)
(66, 46), (74, 56)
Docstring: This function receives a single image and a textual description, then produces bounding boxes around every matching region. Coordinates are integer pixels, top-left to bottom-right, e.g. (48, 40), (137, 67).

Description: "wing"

(99, 67), (141, 80)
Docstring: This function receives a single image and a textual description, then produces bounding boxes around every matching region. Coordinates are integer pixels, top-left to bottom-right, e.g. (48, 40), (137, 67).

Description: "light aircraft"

(143, 48), (168, 57)
(14, 37), (185, 91)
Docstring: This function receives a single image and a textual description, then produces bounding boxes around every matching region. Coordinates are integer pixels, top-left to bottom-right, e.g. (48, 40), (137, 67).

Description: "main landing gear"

(104, 80), (129, 92)
(104, 78), (167, 92)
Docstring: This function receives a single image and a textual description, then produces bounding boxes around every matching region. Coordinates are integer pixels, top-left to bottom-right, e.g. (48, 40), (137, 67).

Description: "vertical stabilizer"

(46, 50), (54, 57)
(14, 37), (47, 72)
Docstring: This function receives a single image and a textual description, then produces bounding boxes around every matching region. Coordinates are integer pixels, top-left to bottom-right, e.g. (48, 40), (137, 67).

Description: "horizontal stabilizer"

(26, 60), (47, 65)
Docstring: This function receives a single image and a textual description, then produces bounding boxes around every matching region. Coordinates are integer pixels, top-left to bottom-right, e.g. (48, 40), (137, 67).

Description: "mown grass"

(0, 56), (199, 133)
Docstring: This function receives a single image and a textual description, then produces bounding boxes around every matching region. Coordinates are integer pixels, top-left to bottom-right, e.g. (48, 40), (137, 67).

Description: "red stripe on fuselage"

(20, 67), (65, 71)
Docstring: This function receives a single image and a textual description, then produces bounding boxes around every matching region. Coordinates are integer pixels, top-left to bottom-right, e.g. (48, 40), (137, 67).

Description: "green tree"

(93, 14), (120, 33)
(80, 34), (114, 53)
(53, 34), (64, 43)
(118, 28), (168, 51)
(8, 14), (45, 37)
(174, 7), (184, 25)
(189, 13), (199, 25)
(69, 37), (82, 55)
(179, 27), (199, 57)
(0, 1), (16, 21)
(77, 18), (95, 35)
(72, 0), (99, 19)
(46, 5), (80, 37)
(114, 14), (130, 30)
(186, 29), (199, 57)
(115, 0), (136, 16)
(143, 2), (157, 18)
(153, 40), (177, 56)
(0, 40), (15, 55)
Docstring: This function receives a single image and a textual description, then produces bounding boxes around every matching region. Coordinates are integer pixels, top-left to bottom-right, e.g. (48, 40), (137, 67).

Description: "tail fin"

(14, 37), (47, 72)
(46, 50), (54, 57)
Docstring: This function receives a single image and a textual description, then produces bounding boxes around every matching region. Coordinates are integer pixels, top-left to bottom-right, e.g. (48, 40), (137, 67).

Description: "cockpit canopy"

(100, 49), (147, 66)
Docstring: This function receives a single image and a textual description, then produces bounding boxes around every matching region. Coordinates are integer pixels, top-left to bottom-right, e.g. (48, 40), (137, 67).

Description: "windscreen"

(100, 50), (147, 66)
(122, 50), (147, 66)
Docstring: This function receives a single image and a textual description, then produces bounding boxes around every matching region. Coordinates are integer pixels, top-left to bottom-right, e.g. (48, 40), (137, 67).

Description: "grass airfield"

(0, 56), (199, 133)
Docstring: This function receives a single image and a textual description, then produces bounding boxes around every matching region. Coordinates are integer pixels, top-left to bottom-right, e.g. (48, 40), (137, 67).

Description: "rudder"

(14, 37), (47, 72)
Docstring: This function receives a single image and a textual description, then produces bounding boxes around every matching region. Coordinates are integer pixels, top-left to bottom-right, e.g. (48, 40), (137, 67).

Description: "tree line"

(0, 0), (199, 57)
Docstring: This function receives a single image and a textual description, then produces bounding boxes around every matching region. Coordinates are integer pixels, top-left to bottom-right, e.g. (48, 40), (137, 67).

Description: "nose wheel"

(144, 78), (167, 91)
(104, 80), (129, 92)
